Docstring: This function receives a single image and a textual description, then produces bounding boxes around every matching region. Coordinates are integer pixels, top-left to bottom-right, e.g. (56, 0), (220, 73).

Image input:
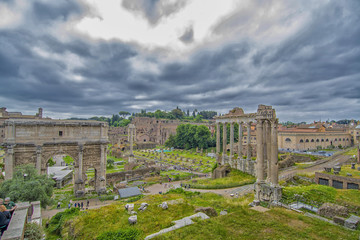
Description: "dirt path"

(42, 198), (116, 220)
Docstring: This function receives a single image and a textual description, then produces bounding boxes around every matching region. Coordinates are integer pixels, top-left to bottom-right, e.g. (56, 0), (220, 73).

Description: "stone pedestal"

(254, 182), (282, 202)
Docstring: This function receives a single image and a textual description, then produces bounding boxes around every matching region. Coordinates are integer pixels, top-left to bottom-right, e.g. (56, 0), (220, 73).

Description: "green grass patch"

(320, 164), (360, 179)
(156, 207), (359, 240)
(186, 169), (255, 189)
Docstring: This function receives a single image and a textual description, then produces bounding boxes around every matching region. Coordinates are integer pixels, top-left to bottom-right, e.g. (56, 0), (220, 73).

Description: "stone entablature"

(315, 172), (360, 190)
(2, 119), (109, 197)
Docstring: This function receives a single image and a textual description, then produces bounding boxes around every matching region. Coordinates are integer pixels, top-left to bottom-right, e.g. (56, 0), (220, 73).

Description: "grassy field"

(185, 169), (256, 189)
(134, 149), (217, 173)
(45, 189), (359, 240)
(320, 164), (360, 179)
(282, 184), (360, 214)
(160, 170), (194, 181)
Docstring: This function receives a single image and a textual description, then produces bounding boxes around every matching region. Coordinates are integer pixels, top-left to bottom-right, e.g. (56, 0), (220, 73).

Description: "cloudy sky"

(0, 0), (359, 122)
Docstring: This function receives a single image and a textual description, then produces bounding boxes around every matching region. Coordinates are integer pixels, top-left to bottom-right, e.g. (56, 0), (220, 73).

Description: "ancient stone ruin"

(215, 105), (281, 203)
(2, 119), (109, 197)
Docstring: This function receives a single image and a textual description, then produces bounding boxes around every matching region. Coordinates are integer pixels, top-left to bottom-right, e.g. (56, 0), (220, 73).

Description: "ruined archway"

(2, 119), (109, 197)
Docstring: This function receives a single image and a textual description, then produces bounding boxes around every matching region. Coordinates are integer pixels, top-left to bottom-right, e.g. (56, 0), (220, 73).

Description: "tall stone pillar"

(238, 122), (243, 158)
(270, 120), (279, 185)
(216, 122), (220, 155)
(36, 146), (42, 174)
(99, 144), (107, 193)
(129, 124), (135, 163)
(74, 145), (85, 197)
(4, 145), (14, 180)
(230, 122), (234, 160)
(222, 122), (227, 164)
(266, 121), (272, 182)
(78, 145), (83, 181)
(256, 120), (264, 182)
(247, 122), (251, 160)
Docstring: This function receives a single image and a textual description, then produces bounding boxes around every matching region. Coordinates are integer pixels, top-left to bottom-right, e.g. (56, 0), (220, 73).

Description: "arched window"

(285, 138), (291, 142)
(339, 138), (342, 141)
(311, 139), (314, 142)
(300, 139), (304, 143)
(343, 138), (345, 141)
(305, 139), (309, 142)
(334, 138), (337, 141)
(316, 139), (319, 142)
(321, 139), (324, 142)
(347, 138), (349, 141)
(326, 139), (329, 142)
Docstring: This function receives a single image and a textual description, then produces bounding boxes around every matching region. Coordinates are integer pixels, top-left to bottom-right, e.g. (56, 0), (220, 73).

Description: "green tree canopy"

(0, 164), (54, 207)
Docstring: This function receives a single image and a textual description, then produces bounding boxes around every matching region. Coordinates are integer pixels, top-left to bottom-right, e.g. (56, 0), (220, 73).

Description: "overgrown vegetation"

(282, 185), (360, 215)
(24, 222), (44, 240)
(186, 169), (256, 189)
(96, 228), (142, 240)
(45, 188), (359, 239)
(0, 164), (54, 207)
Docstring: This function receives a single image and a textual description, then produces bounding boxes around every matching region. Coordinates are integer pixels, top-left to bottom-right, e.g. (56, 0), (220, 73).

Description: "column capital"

(78, 144), (84, 152)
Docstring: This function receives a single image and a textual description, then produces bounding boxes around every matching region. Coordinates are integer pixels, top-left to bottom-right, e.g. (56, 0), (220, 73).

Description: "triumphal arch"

(2, 119), (109, 197)
(215, 105), (281, 203)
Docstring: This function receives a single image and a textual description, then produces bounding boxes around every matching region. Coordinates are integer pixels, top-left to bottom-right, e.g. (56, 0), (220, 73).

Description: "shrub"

(96, 228), (141, 240)
(46, 208), (80, 235)
(24, 222), (44, 240)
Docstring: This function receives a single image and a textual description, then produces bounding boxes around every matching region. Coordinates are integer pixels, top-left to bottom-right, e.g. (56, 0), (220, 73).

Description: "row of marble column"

(216, 121), (252, 161)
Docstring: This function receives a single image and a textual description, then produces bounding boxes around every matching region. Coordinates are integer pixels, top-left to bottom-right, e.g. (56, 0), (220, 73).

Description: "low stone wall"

(226, 157), (255, 176)
(106, 167), (160, 185)
(2, 201), (41, 240)
(315, 172), (360, 190)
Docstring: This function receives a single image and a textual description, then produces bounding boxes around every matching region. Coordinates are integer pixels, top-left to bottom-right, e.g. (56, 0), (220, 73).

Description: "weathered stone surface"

(194, 207), (218, 217)
(344, 215), (360, 229)
(139, 202), (148, 211)
(144, 212), (209, 240)
(125, 203), (134, 212)
(333, 216), (346, 225)
(159, 202), (168, 210)
(317, 203), (349, 218)
(128, 215), (137, 225)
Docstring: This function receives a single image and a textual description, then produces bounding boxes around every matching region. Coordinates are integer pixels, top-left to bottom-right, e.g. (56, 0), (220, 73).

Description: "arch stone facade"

(2, 119), (109, 197)
(215, 105), (281, 203)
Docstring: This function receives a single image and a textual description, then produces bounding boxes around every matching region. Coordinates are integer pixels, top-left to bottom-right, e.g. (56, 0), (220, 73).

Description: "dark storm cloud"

(32, 1), (82, 22)
(1, 1), (360, 122)
(122, 0), (188, 25)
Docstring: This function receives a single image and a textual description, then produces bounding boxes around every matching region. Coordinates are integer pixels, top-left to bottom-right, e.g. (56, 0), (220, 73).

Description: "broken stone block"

(128, 215), (137, 225)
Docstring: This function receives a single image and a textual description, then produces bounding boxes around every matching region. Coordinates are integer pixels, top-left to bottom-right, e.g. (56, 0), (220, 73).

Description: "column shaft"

(222, 122), (227, 164)
(270, 120), (279, 185)
(4, 146), (14, 180)
(256, 120), (264, 182)
(216, 122), (220, 155)
(230, 122), (234, 159)
(78, 145), (83, 180)
(247, 122), (251, 160)
(36, 146), (42, 174)
(238, 123), (243, 158)
(266, 121), (272, 182)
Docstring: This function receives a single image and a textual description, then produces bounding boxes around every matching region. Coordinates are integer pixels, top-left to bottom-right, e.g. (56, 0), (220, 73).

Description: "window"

(316, 139), (319, 142)
(311, 139), (314, 142)
(300, 139), (304, 143)
(285, 138), (291, 142)
(321, 139), (324, 142)
(305, 139), (309, 142)
(326, 139), (329, 142)
(59, 131), (63, 136)
(334, 138), (337, 141)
